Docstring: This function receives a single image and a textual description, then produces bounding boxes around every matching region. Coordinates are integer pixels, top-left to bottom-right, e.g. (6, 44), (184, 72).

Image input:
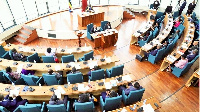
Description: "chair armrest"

(106, 69), (111, 78)
(100, 96), (105, 111)
(13, 106), (21, 112)
(36, 77), (44, 85)
(58, 77), (63, 85)
(41, 102), (46, 112)
(122, 90), (127, 104)
(67, 101), (70, 112)
(79, 57), (84, 62)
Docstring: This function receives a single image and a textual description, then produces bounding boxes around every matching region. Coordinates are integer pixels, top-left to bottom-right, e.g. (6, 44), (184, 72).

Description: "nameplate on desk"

(46, 65), (51, 68)
(61, 49), (65, 52)
(48, 33), (56, 38)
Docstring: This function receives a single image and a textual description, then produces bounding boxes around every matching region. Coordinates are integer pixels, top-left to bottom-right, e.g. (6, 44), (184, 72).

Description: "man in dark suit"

(119, 82), (143, 95)
(49, 94), (68, 105)
(153, 0), (160, 10)
(186, 1), (196, 15)
(164, 5), (172, 15)
(186, 49), (198, 62)
(179, 0), (187, 15)
(90, 25), (99, 34)
(104, 22), (112, 30)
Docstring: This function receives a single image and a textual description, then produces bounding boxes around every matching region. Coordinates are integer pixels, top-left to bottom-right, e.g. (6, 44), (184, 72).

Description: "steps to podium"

(123, 8), (135, 19)
(14, 25), (38, 45)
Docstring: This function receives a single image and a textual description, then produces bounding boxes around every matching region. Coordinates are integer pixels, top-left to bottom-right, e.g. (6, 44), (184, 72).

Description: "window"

(36, 0), (48, 15)
(22, 0), (38, 20)
(59, 0), (69, 10)
(48, 0), (59, 13)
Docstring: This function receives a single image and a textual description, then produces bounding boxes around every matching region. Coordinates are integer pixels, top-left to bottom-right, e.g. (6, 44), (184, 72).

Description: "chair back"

(127, 88), (145, 104)
(42, 56), (55, 63)
(27, 53), (41, 63)
(42, 74), (58, 85)
(8, 50), (14, 60)
(0, 71), (7, 83)
(87, 23), (94, 40)
(155, 11), (163, 20)
(67, 72), (83, 84)
(75, 102), (94, 112)
(191, 12), (197, 21)
(152, 27), (158, 38)
(177, 24), (185, 36)
(17, 105), (41, 112)
(90, 69), (105, 81)
(149, 4), (153, 9)
(2, 71), (15, 83)
(1, 51), (10, 59)
(61, 55), (75, 63)
(0, 106), (9, 112)
(47, 104), (67, 112)
(104, 95), (122, 111)
(21, 74), (39, 86)
(83, 51), (94, 61)
(173, 11), (179, 19)
(101, 21), (108, 31)
(0, 45), (6, 57)
(110, 65), (124, 77)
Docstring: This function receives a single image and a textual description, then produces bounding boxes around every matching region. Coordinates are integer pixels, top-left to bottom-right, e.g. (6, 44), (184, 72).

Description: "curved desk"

(130, 9), (157, 45)
(0, 74), (134, 101)
(0, 55), (119, 77)
(3, 44), (93, 60)
(160, 15), (195, 71)
(109, 96), (160, 112)
(139, 13), (173, 57)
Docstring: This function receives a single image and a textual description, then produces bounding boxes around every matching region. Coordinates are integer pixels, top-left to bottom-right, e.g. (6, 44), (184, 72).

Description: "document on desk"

(55, 65), (61, 71)
(142, 104), (154, 112)
(57, 86), (66, 94)
(166, 55), (176, 63)
(54, 90), (61, 98)
(69, 62), (75, 67)
(177, 50), (184, 55)
(105, 82), (112, 89)
(17, 64), (24, 74)
(122, 75), (132, 81)
(110, 80), (117, 87)
(105, 57), (111, 63)
(78, 84), (85, 91)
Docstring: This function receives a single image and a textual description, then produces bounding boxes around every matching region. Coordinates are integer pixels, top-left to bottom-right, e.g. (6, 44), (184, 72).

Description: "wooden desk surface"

(141, 13), (173, 52)
(0, 74), (134, 100)
(130, 10), (156, 45)
(78, 11), (104, 17)
(109, 96), (160, 112)
(90, 29), (118, 39)
(3, 44), (93, 60)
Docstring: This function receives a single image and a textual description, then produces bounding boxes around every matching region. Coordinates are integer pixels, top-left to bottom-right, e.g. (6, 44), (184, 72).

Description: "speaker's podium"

(78, 11), (105, 27)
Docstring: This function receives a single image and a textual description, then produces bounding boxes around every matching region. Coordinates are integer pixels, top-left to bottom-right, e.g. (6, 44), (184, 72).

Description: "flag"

(69, 0), (72, 12)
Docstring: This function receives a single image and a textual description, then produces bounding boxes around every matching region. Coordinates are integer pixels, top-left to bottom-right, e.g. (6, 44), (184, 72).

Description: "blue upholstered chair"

(21, 74), (44, 86)
(176, 24), (185, 36)
(191, 12), (197, 21)
(42, 56), (55, 63)
(79, 51), (94, 61)
(152, 27), (158, 38)
(74, 101), (95, 112)
(148, 47), (165, 64)
(89, 69), (105, 81)
(155, 11), (163, 20)
(87, 23), (94, 40)
(47, 103), (70, 112)
(2, 71), (26, 85)
(0, 106), (9, 112)
(156, 16), (164, 24)
(8, 50), (14, 60)
(100, 21), (108, 31)
(0, 70), (8, 83)
(171, 55), (199, 77)
(27, 53), (41, 63)
(67, 72), (83, 84)
(14, 102), (46, 112)
(173, 11), (179, 19)
(100, 95), (122, 111)
(1, 51), (11, 60)
(149, 4), (154, 9)
(42, 73), (63, 85)
(0, 45), (6, 57)
(122, 88), (145, 105)
(164, 36), (178, 56)
(138, 31), (153, 47)
(106, 65), (124, 78)
(61, 55), (75, 63)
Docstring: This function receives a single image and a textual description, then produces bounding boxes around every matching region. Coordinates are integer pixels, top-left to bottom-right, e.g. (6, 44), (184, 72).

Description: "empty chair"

(8, 50), (14, 60)
(155, 11), (163, 20)
(106, 65), (124, 78)
(42, 56), (55, 63)
(47, 104), (70, 112)
(152, 27), (158, 38)
(1, 51), (10, 60)
(148, 47), (165, 64)
(0, 106), (9, 112)
(149, 4), (154, 9)
(0, 71), (8, 83)
(122, 88), (145, 105)
(173, 11), (179, 19)
(100, 95), (122, 111)
(87, 23), (94, 40)
(21, 74), (44, 86)
(2, 71), (26, 85)
(14, 102), (46, 112)
(42, 73), (63, 85)
(79, 51), (94, 61)
(27, 53), (41, 63)
(67, 72), (83, 84)
(138, 31), (153, 47)
(100, 21), (108, 31)
(191, 12), (197, 21)
(176, 24), (185, 36)
(61, 55), (75, 63)
(74, 101), (95, 112)
(0, 45), (6, 57)
(171, 55), (199, 77)
(89, 69), (105, 81)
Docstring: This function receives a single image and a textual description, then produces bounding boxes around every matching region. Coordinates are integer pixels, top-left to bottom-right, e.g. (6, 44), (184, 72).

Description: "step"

(23, 25), (35, 31)
(20, 29), (31, 36)
(18, 34), (29, 39)
(14, 37), (26, 44)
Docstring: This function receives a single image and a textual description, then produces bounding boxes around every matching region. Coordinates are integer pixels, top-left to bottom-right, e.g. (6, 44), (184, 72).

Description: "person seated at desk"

(68, 67), (80, 74)
(144, 44), (162, 59)
(168, 55), (188, 72)
(45, 47), (59, 63)
(101, 90), (118, 101)
(48, 69), (62, 80)
(90, 25), (99, 34)
(173, 17), (182, 28)
(12, 48), (27, 61)
(162, 41), (168, 48)
(85, 4), (94, 12)
(138, 31), (151, 42)
(0, 93), (28, 112)
(118, 82), (143, 95)
(164, 5), (172, 15)
(186, 49), (198, 62)
(153, 0), (160, 10)
(104, 22), (112, 30)
(6, 66), (21, 80)
(188, 41), (199, 52)
(186, 1), (196, 15)
(78, 93), (94, 103)
(87, 65), (100, 77)
(49, 94), (68, 105)
(179, 0), (187, 16)
(150, 22), (159, 31)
